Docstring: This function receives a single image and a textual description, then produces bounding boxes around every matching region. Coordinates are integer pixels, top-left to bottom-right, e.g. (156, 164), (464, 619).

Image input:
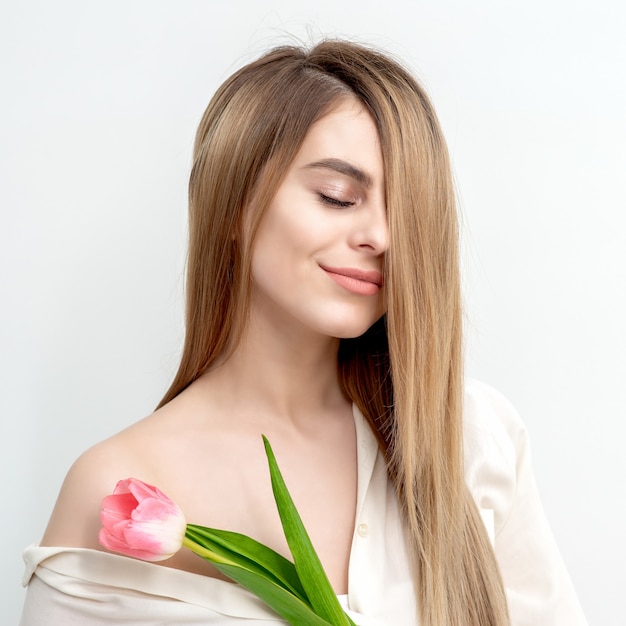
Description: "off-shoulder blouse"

(20, 381), (588, 625)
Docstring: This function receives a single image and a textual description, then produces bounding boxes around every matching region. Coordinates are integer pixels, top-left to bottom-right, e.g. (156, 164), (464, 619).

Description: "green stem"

(182, 535), (237, 566)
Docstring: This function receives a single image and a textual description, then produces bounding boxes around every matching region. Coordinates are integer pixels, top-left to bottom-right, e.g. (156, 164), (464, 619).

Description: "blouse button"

(357, 523), (369, 538)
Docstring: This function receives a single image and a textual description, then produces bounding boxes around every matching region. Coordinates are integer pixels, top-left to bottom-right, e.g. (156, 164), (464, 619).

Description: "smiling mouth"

(320, 265), (384, 296)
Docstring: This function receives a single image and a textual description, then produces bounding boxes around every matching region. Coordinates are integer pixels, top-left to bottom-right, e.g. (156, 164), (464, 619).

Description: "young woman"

(20, 40), (587, 625)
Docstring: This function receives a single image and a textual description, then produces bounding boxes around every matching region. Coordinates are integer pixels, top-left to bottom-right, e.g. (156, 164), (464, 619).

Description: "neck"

(199, 312), (347, 427)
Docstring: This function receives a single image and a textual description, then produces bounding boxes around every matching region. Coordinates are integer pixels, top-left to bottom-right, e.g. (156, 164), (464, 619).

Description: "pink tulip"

(99, 478), (187, 561)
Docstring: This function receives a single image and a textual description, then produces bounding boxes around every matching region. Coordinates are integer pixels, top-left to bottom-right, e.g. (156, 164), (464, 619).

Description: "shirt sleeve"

(463, 380), (588, 626)
(19, 575), (136, 626)
(19, 547), (290, 625)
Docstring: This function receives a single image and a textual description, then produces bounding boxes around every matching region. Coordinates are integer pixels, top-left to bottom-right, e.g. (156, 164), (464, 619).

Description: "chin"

(325, 315), (384, 340)
(333, 328), (374, 340)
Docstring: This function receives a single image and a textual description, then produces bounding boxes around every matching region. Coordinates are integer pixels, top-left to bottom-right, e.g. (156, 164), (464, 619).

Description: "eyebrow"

(302, 158), (372, 188)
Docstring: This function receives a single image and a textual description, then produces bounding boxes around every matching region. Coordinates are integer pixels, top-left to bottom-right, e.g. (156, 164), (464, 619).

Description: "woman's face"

(249, 97), (388, 340)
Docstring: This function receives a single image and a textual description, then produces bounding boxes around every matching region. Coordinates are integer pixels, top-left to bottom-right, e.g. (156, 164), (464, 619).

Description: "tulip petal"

(101, 492), (138, 519)
(99, 478), (186, 562)
(134, 497), (180, 521)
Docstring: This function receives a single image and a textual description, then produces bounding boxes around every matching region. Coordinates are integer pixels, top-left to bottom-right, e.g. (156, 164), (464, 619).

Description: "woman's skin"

(41, 96), (388, 594)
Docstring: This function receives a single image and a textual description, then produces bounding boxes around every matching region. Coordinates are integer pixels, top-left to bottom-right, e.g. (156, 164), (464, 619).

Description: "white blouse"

(20, 380), (588, 625)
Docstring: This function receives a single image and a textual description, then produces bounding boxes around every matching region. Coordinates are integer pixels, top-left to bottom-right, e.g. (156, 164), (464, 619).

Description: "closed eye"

(318, 193), (355, 208)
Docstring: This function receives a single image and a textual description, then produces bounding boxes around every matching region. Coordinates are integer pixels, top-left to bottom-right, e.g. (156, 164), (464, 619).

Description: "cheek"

(253, 203), (324, 268)
(250, 213), (302, 289)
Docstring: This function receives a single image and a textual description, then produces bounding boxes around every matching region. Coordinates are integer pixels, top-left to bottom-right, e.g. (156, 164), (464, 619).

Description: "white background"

(2, 1), (624, 623)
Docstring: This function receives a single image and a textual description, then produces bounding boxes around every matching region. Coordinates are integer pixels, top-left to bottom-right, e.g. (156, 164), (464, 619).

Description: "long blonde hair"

(159, 40), (510, 626)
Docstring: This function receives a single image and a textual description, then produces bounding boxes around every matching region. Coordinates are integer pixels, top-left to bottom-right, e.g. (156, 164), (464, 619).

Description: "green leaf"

(184, 525), (307, 602)
(263, 436), (356, 626)
(183, 534), (329, 625)
(212, 561), (334, 626)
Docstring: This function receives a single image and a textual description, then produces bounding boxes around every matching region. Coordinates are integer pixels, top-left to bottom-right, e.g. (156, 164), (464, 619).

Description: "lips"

(319, 265), (384, 296)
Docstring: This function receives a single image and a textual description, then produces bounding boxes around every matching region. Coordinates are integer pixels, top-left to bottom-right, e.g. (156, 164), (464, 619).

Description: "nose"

(349, 201), (389, 256)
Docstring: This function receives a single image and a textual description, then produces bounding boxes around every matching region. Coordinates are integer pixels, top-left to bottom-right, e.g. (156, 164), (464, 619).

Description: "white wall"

(2, 1), (624, 623)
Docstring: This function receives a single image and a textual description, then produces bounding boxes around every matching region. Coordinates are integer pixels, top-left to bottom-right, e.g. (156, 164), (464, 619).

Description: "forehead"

(290, 98), (383, 179)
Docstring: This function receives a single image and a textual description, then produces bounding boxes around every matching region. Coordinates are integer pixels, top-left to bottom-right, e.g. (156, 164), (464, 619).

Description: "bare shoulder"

(41, 410), (168, 549)
(40, 384), (225, 550)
